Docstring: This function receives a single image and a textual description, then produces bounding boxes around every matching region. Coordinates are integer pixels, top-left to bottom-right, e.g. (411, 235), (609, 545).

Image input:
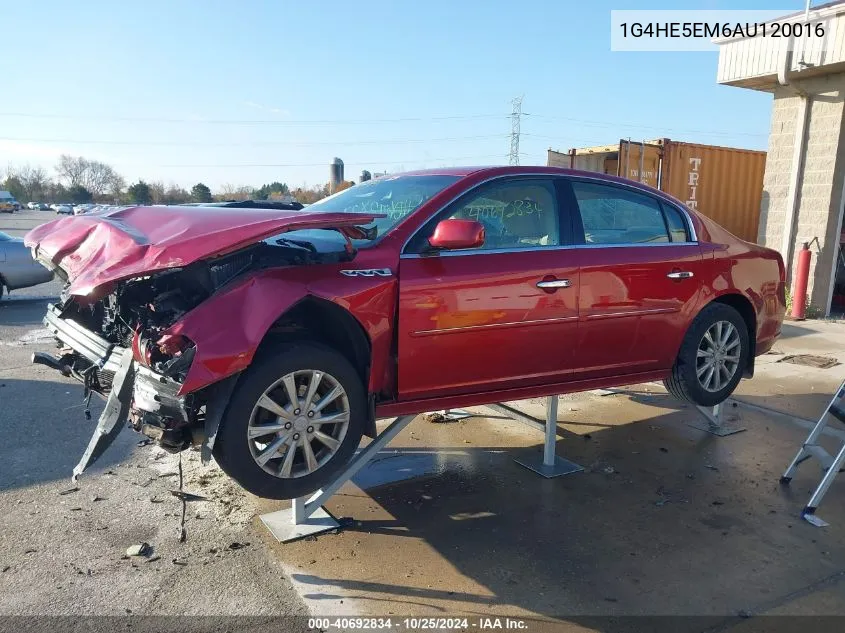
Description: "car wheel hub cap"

(696, 320), (741, 393)
(247, 369), (350, 479)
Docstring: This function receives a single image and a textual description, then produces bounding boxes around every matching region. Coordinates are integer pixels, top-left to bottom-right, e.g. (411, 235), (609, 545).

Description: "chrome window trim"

(399, 241), (700, 259)
(399, 171), (698, 256)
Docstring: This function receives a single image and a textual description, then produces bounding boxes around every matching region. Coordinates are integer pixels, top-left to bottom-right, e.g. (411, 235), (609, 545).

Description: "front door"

(397, 177), (579, 400)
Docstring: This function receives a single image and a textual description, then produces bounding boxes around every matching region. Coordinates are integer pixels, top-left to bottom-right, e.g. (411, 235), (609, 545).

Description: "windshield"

(305, 175), (460, 238)
(0, 232), (12, 241)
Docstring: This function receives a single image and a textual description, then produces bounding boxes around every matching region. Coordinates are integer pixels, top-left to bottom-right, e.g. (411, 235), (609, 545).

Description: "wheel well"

(711, 293), (757, 376)
(257, 296), (375, 434)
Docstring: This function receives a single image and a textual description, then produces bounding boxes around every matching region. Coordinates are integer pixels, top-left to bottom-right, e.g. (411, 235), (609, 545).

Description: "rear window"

(571, 181), (669, 244)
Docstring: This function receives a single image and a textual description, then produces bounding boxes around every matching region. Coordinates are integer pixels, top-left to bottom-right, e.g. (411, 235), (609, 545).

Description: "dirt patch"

(777, 354), (841, 369)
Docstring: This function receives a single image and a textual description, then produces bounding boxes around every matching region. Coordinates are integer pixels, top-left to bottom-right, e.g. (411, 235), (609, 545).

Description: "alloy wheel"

(696, 320), (741, 393)
(247, 369), (350, 479)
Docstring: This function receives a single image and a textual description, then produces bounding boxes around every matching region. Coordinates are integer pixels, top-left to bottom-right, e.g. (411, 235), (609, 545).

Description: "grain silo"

(329, 158), (344, 193)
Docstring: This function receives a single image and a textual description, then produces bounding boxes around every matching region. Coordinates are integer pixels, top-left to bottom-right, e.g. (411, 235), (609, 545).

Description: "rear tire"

(663, 302), (749, 407)
(213, 342), (365, 500)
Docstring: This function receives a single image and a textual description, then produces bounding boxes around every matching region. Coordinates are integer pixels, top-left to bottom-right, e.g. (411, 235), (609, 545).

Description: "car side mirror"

(428, 219), (485, 251)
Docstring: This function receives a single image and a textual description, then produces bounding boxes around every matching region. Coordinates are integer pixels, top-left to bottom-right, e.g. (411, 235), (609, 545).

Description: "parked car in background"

(0, 231), (54, 300)
(73, 203), (96, 215)
(25, 166), (786, 500)
(39, 203), (50, 211)
(27, 202), (40, 210)
(0, 191), (20, 213)
(53, 204), (73, 215)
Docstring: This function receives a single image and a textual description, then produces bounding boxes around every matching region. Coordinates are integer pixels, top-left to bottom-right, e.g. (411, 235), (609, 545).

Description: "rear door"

(562, 178), (705, 379)
(396, 177), (580, 400)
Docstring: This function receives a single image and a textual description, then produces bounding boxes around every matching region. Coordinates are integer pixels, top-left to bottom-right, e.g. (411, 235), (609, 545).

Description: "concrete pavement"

(4, 210), (845, 631)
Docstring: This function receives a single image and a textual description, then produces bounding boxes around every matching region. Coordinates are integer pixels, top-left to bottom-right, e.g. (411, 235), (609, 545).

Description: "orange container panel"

(660, 141), (765, 243)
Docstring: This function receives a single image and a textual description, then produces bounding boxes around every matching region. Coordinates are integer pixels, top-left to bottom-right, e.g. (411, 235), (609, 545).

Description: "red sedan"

(25, 167), (785, 499)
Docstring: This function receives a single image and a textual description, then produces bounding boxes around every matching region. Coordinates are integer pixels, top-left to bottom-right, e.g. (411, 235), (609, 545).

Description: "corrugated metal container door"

(617, 141), (661, 188)
(660, 142), (765, 243)
(547, 149), (569, 168)
(572, 153), (613, 174)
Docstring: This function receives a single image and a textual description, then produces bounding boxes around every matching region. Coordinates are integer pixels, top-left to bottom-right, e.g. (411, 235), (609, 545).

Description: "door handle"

(667, 271), (694, 279)
(536, 279), (572, 289)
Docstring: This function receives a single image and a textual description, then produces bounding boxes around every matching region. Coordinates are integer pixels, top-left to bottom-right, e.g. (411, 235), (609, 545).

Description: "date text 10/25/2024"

(308, 617), (530, 630)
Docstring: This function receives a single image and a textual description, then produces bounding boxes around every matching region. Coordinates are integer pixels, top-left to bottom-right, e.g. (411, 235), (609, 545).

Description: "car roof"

(390, 165), (687, 208)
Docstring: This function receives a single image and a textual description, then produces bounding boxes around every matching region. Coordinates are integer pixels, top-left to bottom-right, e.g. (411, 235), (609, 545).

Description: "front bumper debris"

(38, 303), (196, 480)
(72, 348), (135, 481)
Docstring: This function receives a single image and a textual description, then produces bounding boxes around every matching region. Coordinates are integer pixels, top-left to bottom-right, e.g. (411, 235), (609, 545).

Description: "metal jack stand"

(260, 414), (416, 543)
(487, 396), (584, 478)
(688, 402), (746, 436)
(781, 379), (845, 527)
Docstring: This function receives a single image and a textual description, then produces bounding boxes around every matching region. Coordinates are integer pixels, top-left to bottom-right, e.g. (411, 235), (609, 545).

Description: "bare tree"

(149, 181), (167, 204)
(84, 160), (120, 196)
(216, 183), (251, 201)
(17, 164), (51, 201)
(56, 155), (89, 187)
(108, 173), (126, 201)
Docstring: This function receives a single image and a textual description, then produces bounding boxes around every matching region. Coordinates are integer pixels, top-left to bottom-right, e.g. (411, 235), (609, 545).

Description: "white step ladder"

(780, 378), (845, 527)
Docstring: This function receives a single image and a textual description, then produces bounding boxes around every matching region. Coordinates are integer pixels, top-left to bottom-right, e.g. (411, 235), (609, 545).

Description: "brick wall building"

(717, 2), (845, 315)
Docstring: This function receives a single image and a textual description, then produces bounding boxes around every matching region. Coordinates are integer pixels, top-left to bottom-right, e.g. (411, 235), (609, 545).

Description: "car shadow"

(0, 377), (136, 492)
(285, 391), (845, 625)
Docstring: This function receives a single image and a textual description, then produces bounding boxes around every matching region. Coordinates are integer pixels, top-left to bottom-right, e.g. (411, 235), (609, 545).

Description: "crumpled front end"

(33, 228), (357, 479)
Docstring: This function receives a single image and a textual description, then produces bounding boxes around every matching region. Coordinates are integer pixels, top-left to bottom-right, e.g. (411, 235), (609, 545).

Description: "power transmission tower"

(509, 96), (523, 166)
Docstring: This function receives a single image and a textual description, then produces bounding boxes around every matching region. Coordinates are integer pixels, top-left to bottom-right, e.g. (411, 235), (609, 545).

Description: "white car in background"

(27, 202), (40, 210)
(72, 203), (96, 215)
(53, 204), (72, 215)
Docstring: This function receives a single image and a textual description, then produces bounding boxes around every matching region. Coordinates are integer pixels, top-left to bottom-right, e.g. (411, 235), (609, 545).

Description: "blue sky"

(1, 0), (799, 191)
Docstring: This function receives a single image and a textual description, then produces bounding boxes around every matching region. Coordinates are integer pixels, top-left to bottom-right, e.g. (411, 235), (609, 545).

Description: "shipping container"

(547, 138), (766, 243)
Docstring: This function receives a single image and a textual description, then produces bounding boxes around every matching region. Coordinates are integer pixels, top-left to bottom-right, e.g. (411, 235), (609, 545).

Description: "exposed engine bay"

(38, 232), (357, 466)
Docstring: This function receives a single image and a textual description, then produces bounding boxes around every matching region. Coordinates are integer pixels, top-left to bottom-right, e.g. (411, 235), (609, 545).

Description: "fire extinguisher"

(792, 242), (812, 320)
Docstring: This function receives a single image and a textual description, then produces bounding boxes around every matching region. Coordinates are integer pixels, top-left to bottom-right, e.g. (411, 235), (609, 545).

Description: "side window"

(440, 180), (559, 250)
(571, 181), (669, 245)
(662, 203), (690, 242)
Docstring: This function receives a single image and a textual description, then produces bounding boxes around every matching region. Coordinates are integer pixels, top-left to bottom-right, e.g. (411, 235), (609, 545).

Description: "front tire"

(664, 303), (749, 407)
(213, 342), (365, 500)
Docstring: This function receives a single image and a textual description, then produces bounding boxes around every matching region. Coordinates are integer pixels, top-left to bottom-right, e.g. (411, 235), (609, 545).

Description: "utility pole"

(509, 96), (523, 166)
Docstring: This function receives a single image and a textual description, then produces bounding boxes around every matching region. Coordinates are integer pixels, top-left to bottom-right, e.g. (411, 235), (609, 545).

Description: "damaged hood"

(25, 205), (378, 296)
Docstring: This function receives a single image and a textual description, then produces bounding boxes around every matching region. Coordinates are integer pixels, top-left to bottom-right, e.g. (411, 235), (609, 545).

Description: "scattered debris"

(69, 507), (83, 512)
(137, 439), (152, 447)
(170, 490), (207, 502)
(1, 566), (9, 573)
(146, 556), (161, 564)
(603, 466), (615, 475)
(91, 495), (104, 502)
(705, 464), (719, 471)
(712, 500), (725, 506)
(659, 447), (669, 453)
(126, 543), (151, 557)
(58, 487), (80, 496)
(228, 542), (250, 551)
(177, 454), (188, 542)
(24, 549), (37, 555)
(424, 412), (449, 424)
(172, 559), (188, 566)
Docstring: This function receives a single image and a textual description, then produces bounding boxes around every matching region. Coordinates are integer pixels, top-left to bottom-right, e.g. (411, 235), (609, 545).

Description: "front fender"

(166, 274), (307, 394)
